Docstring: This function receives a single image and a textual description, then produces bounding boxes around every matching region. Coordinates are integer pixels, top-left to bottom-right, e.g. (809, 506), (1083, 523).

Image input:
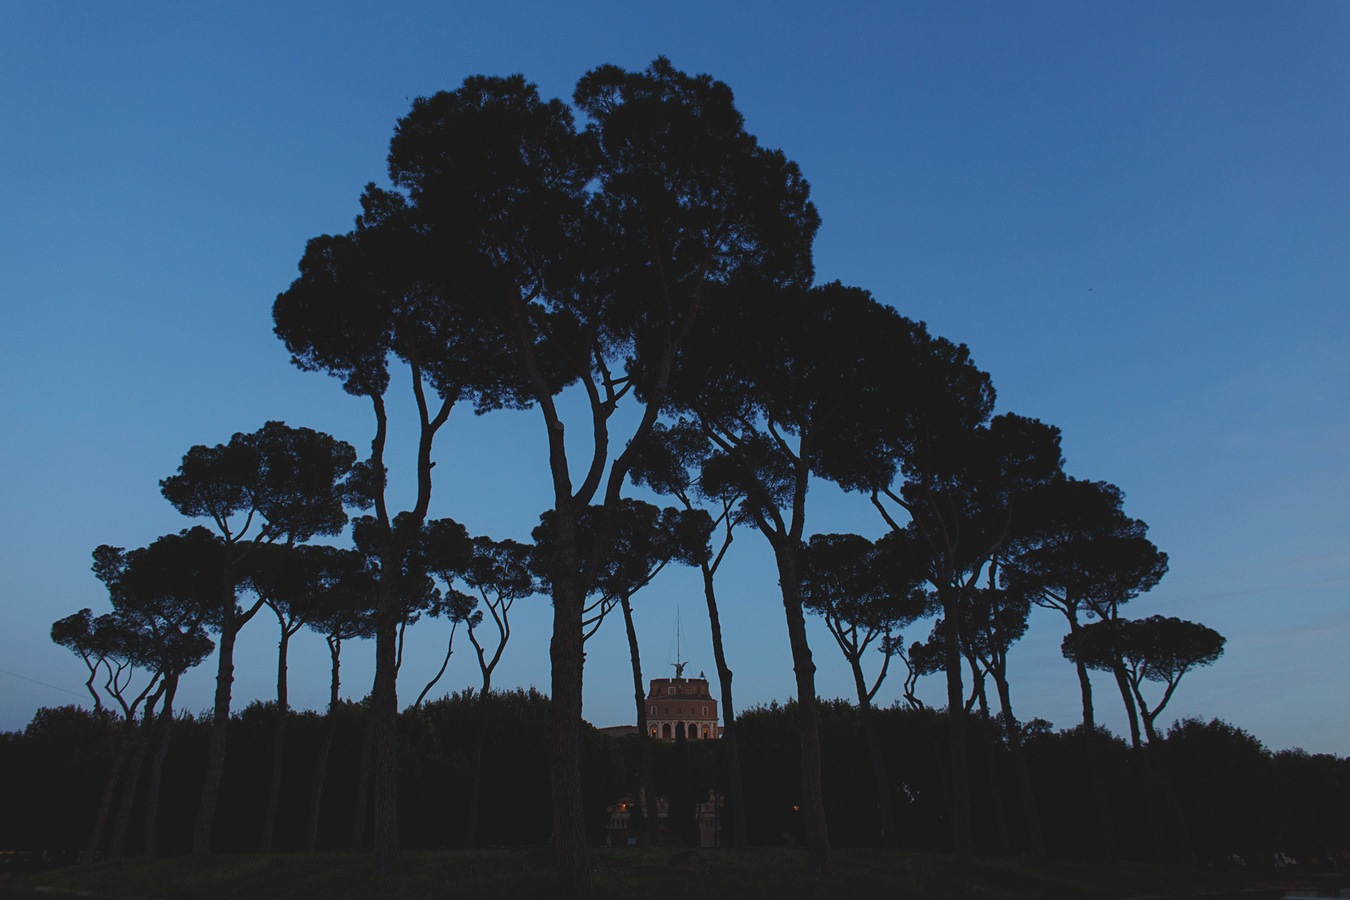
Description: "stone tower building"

(646, 664), (720, 741)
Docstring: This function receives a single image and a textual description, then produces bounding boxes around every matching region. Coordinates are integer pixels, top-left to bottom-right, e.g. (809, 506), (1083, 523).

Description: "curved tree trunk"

(414, 627), (456, 710)
(772, 542), (833, 878)
(1110, 660), (1142, 750)
(619, 594), (660, 846)
(701, 561), (745, 849)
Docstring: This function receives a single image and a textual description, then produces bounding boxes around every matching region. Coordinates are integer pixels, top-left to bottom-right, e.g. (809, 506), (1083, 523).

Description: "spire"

(673, 607), (687, 679)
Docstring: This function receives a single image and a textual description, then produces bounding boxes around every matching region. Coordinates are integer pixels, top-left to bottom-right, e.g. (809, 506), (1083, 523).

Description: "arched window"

(650, 705), (656, 716)
(702, 706), (708, 717)
(687, 723), (697, 740)
(662, 723), (672, 740)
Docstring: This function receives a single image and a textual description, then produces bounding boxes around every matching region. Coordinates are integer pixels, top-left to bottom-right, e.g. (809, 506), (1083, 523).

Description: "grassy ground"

(6, 848), (1284, 900)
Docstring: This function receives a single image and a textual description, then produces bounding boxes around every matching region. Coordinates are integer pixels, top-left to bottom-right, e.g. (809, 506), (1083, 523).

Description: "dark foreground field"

(3, 848), (1323, 900)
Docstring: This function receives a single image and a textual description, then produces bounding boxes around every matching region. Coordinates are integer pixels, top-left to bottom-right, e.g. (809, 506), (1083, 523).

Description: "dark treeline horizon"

(3, 691), (1346, 867)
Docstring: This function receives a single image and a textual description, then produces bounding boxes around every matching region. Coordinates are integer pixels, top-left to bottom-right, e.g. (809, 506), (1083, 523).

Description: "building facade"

(646, 670), (720, 741)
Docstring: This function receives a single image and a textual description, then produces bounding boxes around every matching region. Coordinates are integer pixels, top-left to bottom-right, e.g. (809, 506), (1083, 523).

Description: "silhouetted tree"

(91, 529), (218, 860)
(297, 546), (376, 852)
(962, 580), (1046, 857)
(668, 280), (977, 876)
(51, 607), (157, 861)
(354, 59), (817, 892)
(1064, 616), (1225, 745)
(551, 500), (710, 844)
(245, 542), (370, 851)
(1064, 615), (1221, 863)
(342, 513), (441, 854)
(1003, 479), (1167, 735)
(159, 421), (361, 860)
(273, 143), (530, 870)
(800, 533), (928, 847)
(629, 420), (752, 847)
(872, 413), (1063, 861)
(446, 535), (539, 845)
(999, 478), (1169, 859)
(414, 518), (477, 709)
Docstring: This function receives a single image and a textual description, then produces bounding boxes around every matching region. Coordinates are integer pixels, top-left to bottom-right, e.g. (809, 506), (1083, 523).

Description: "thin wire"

(0, 666), (89, 699)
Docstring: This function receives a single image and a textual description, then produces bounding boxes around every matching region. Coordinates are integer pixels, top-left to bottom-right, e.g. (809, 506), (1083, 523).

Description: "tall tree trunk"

(351, 700), (375, 850)
(772, 543), (833, 878)
(534, 378), (593, 896)
(306, 639), (341, 852)
(192, 611), (239, 862)
(1140, 721), (1196, 865)
(860, 698), (900, 849)
(1085, 729), (1118, 861)
(262, 626), (292, 852)
(1139, 699), (1161, 746)
(992, 671), (1045, 859)
(83, 721), (126, 862)
(1136, 747), (1178, 862)
(940, 586), (973, 865)
(1065, 613), (1095, 730)
(464, 685), (491, 846)
(972, 676), (1010, 856)
(701, 561), (746, 849)
(143, 676), (178, 862)
(619, 594), (660, 846)
(846, 656), (898, 849)
(549, 541), (592, 896)
(371, 587), (400, 874)
(1110, 660), (1142, 750)
(109, 716), (152, 858)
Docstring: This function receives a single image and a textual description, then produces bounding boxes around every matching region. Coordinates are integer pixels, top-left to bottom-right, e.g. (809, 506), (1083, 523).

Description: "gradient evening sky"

(2, 3), (1347, 754)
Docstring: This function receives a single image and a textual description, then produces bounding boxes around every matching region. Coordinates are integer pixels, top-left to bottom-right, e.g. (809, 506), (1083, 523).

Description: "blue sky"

(2, 2), (1347, 754)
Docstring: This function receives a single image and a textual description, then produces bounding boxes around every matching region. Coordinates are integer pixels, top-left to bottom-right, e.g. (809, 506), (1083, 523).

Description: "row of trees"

(6, 699), (1344, 867)
(50, 59), (1229, 893)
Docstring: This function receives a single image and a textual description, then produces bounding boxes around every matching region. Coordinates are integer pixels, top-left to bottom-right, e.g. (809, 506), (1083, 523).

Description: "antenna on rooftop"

(673, 607), (687, 679)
